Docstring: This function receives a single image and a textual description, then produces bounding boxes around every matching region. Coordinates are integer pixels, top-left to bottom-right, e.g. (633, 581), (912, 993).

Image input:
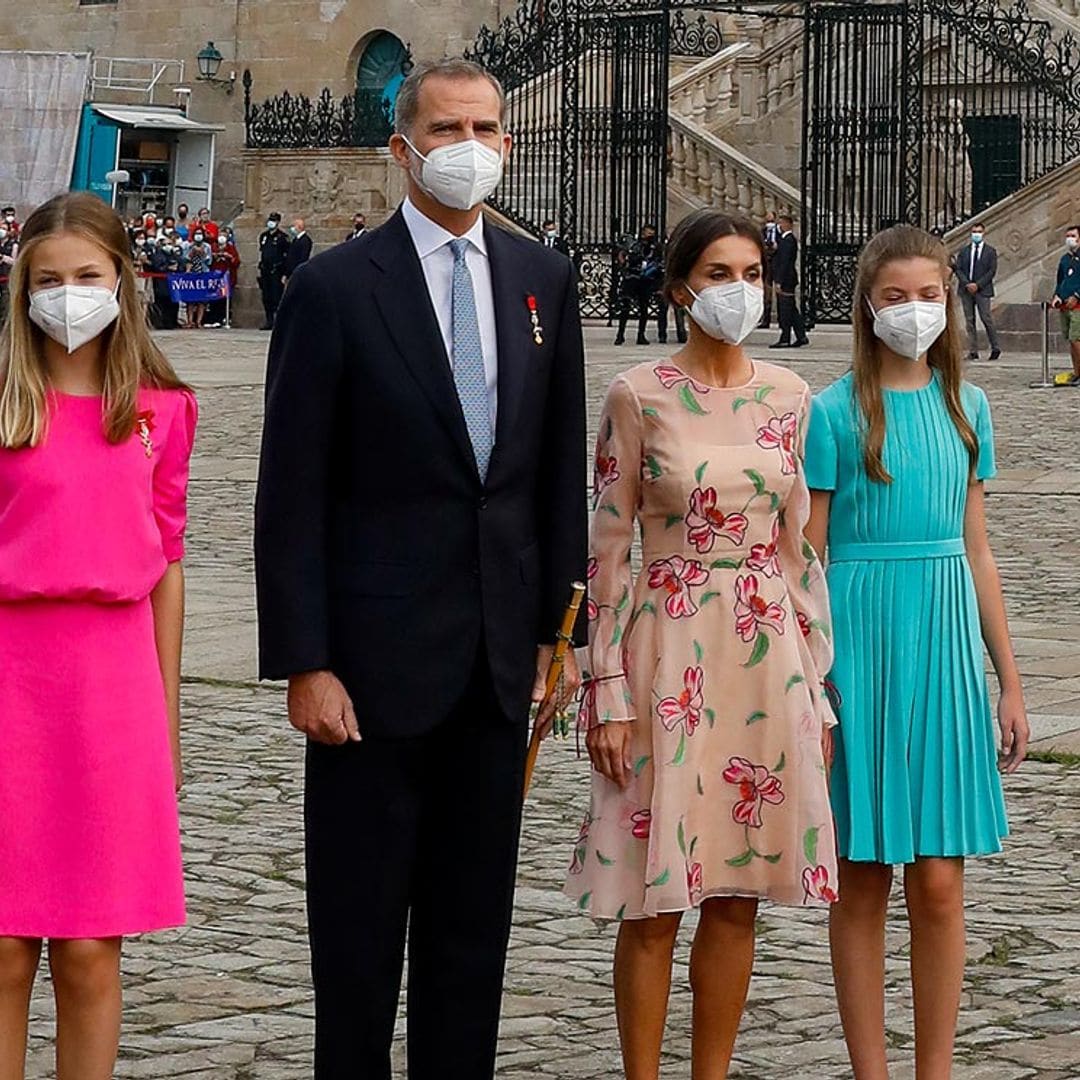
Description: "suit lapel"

(370, 211), (477, 476)
(486, 223), (532, 465)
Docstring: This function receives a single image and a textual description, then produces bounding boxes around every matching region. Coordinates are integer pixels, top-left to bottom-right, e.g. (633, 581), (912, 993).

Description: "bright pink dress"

(0, 386), (196, 938)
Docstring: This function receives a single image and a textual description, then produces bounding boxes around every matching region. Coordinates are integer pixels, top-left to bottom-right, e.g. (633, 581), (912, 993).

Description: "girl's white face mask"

(28, 282), (121, 354)
(867, 298), (947, 361)
(401, 136), (505, 211)
(686, 280), (764, 345)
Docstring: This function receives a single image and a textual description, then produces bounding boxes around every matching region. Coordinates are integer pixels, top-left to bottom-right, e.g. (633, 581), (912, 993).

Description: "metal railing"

(89, 57), (185, 102)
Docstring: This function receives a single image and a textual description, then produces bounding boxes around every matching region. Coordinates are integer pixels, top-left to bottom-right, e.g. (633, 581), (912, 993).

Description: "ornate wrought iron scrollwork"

(669, 11), (724, 58)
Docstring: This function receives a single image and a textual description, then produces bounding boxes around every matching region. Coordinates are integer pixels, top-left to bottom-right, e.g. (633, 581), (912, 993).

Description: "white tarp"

(0, 50), (91, 217)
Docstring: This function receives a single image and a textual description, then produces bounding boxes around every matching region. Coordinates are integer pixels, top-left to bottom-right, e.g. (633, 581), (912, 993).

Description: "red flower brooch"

(135, 409), (155, 457)
(526, 293), (544, 346)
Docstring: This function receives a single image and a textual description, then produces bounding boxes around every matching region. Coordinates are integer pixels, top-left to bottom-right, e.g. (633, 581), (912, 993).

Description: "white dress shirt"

(402, 197), (498, 430)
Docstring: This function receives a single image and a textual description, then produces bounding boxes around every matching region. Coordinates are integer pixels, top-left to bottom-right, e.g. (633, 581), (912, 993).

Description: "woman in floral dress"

(565, 210), (838, 1079)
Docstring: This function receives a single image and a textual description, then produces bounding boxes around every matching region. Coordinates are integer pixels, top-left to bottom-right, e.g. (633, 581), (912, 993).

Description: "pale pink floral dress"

(564, 360), (839, 919)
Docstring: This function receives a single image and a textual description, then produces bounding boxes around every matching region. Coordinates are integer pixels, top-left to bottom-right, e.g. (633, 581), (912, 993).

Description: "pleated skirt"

(827, 551), (1008, 864)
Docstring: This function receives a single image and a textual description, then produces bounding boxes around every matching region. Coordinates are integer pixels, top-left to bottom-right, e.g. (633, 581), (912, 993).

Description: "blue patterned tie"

(449, 238), (493, 481)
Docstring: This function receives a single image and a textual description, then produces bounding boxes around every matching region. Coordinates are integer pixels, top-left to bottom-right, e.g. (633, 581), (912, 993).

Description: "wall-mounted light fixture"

(196, 42), (236, 93)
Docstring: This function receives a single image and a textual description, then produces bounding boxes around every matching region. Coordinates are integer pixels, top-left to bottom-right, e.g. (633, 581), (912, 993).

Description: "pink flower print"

(569, 812), (592, 875)
(733, 574), (787, 643)
(796, 611), (812, 638)
(631, 810), (652, 840)
(685, 487), (749, 554)
(647, 556), (710, 619)
(802, 864), (838, 903)
(586, 557), (599, 621)
(657, 666), (705, 736)
(722, 756), (785, 828)
(654, 364), (711, 394)
(746, 518), (781, 578)
(755, 412), (799, 475)
(687, 861), (703, 903)
(594, 449), (620, 497)
(577, 679), (597, 730)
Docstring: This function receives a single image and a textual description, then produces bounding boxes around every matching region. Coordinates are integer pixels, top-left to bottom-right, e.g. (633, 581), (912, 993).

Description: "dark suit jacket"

(283, 232), (313, 279)
(954, 242), (997, 297)
(254, 209), (588, 738)
(773, 231), (799, 291)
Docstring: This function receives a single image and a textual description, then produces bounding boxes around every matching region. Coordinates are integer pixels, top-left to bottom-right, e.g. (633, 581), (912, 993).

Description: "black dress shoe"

(636, 336), (650, 346)
(260, 323), (273, 331)
(614, 335), (625, 346)
(768, 340), (791, 349)
(792, 338), (810, 348)
(989, 348), (1001, 360)
(758, 320), (771, 330)
(658, 335), (668, 344)
(967, 352), (979, 361)
(677, 334), (688, 344)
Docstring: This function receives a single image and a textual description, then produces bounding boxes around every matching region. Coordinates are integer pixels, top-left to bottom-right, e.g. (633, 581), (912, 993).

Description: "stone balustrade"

(668, 42), (751, 127)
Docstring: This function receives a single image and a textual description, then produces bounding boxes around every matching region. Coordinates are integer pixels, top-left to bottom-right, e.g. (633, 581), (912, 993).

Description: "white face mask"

(686, 280), (764, 345)
(402, 136), (504, 211)
(1067, 236), (1078, 251)
(867, 299), (947, 361)
(971, 232), (983, 244)
(29, 283), (121, 354)
(267, 220), (278, 230)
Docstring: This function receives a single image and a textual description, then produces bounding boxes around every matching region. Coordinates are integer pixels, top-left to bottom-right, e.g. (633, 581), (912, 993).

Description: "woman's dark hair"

(662, 209), (763, 303)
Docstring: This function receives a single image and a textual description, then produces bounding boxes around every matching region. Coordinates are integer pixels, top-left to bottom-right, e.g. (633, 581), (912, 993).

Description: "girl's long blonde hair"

(0, 192), (187, 449)
(852, 224), (978, 484)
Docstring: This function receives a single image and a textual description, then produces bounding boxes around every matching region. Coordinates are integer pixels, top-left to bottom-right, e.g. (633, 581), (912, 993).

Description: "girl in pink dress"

(0, 193), (195, 1078)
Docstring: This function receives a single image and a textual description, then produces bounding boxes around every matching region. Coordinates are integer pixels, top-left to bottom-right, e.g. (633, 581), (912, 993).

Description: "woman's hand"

(586, 722), (634, 789)
(998, 686), (1029, 774)
(170, 721), (184, 793)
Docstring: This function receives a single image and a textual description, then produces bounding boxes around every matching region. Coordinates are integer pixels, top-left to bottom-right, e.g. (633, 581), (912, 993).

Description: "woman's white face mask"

(866, 298), (947, 361)
(28, 282), (121, 354)
(685, 280), (764, 345)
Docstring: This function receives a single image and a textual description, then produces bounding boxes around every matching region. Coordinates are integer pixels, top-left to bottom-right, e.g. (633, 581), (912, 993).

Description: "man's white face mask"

(402, 136), (505, 211)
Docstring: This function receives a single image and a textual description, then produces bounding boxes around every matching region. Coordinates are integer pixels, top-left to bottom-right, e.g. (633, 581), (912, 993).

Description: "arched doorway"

(354, 31), (411, 146)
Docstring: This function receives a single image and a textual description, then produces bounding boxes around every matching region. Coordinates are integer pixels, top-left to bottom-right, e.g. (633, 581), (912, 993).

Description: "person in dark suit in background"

(283, 218), (313, 286)
(760, 209), (780, 329)
(254, 57), (587, 1080)
(770, 213), (809, 349)
(345, 212), (368, 242)
(614, 224), (665, 345)
(540, 218), (570, 258)
(257, 212), (291, 330)
(954, 221), (1001, 360)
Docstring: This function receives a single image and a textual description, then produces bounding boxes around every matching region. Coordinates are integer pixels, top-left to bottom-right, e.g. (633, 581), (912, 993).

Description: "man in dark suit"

(954, 221), (1001, 360)
(770, 214), (809, 348)
(760, 209), (780, 329)
(345, 212), (368, 242)
(283, 217), (313, 285)
(254, 58), (587, 1080)
(257, 211), (291, 330)
(540, 218), (570, 257)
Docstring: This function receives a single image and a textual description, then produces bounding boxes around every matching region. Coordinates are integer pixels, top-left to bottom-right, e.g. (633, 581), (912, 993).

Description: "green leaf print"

(700, 591), (720, 605)
(785, 674), (806, 693)
(677, 820), (687, 857)
(695, 460), (709, 485)
(726, 849), (754, 868)
(769, 492), (781, 512)
(578, 892), (592, 910)
(743, 633), (770, 668)
(648, 868), (671, 888)
(689, 835), (698, 858)
(615, 903), (627, 921)
(732, 397), (749, 413)
(810, 618), (831, 640)
(597, 851), (616, 867)
(705, 707), (716, 728)
(672, 733), (687, 766)
(693, 639), (704, 664)
(746, 710), (767, 725)
(666, 513), (684, 529)
(642, 407), (659, 419)
(800, 570), (811, 591)
(804, 826), (820, 866)
(601, 503), (620, 517)
(633, 755), (651, 777)
(639, 601), (657, 616)
(645, 455), (663, 479)
(696, 773), (705, 796)
(679, 384), (708, 415)
(802, 539), (816, 561)
(604, 416), (613, 441)
(754, 384), (774, 404)
(611, 624), (623, 647)
(616, 585), (630, 613)
(763, 852), (783, 864)
(710, 558), (742, 570)
(774, 752), (786, 773)
(744, 468), (766, 495)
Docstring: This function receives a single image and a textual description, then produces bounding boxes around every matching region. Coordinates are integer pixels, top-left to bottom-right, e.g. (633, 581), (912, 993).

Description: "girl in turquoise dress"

(804, 225), (1029, 1080)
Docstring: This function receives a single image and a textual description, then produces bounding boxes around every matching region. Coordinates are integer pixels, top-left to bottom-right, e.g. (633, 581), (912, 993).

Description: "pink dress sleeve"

(777, 385), (838, 729)
(583, 375), (641, 727)
(153, 389), (198, 563)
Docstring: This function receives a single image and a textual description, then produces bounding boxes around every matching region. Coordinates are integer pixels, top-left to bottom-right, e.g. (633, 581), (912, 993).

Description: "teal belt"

(829, 538), (966, 563)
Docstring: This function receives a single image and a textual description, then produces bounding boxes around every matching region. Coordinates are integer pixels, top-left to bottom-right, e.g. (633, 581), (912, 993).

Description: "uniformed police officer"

(258, 211), (292, 330)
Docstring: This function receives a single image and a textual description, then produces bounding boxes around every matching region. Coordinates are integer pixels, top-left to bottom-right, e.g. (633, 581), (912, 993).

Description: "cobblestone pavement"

(25, 327), (1080, 1079)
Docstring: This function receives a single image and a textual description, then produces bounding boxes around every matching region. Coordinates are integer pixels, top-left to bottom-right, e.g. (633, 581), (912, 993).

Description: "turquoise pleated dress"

(805, 371), (1008, 864)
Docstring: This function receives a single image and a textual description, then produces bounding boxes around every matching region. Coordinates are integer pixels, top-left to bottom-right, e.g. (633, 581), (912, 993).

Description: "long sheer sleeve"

(777, 386), (838, 728)
(582, 375), (642, 727)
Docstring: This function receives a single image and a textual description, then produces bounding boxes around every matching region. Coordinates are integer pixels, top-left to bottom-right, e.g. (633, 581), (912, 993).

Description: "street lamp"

(196, 41), (236, 93)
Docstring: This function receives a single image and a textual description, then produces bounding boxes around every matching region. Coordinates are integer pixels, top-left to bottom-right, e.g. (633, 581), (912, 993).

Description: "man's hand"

(586, 722), (634, 788)
(531, 645), (582, 740)
(966, 282), (978, 294)
(1051, 296), (1062, 309)
(287, 670), (360, 746)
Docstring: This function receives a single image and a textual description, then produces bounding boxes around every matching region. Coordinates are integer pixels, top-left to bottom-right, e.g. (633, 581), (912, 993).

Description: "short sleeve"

(803, 394), (838, 492)
(153, 389), (198, 562)
(974, 388), (996, 481)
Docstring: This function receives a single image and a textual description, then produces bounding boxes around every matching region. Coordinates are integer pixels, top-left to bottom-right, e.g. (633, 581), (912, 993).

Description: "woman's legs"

(48, 937), (122, 1080)
(830, 859), (894, 1080)
(0, 937), (42, 1080)
(690, 897), (758, 1080)
(614, 912), (682, 1080)
(905, 858), (965, 1080)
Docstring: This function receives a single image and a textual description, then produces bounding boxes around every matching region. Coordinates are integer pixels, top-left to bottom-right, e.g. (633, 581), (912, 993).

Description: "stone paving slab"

(23, 326), (1079, 1078)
